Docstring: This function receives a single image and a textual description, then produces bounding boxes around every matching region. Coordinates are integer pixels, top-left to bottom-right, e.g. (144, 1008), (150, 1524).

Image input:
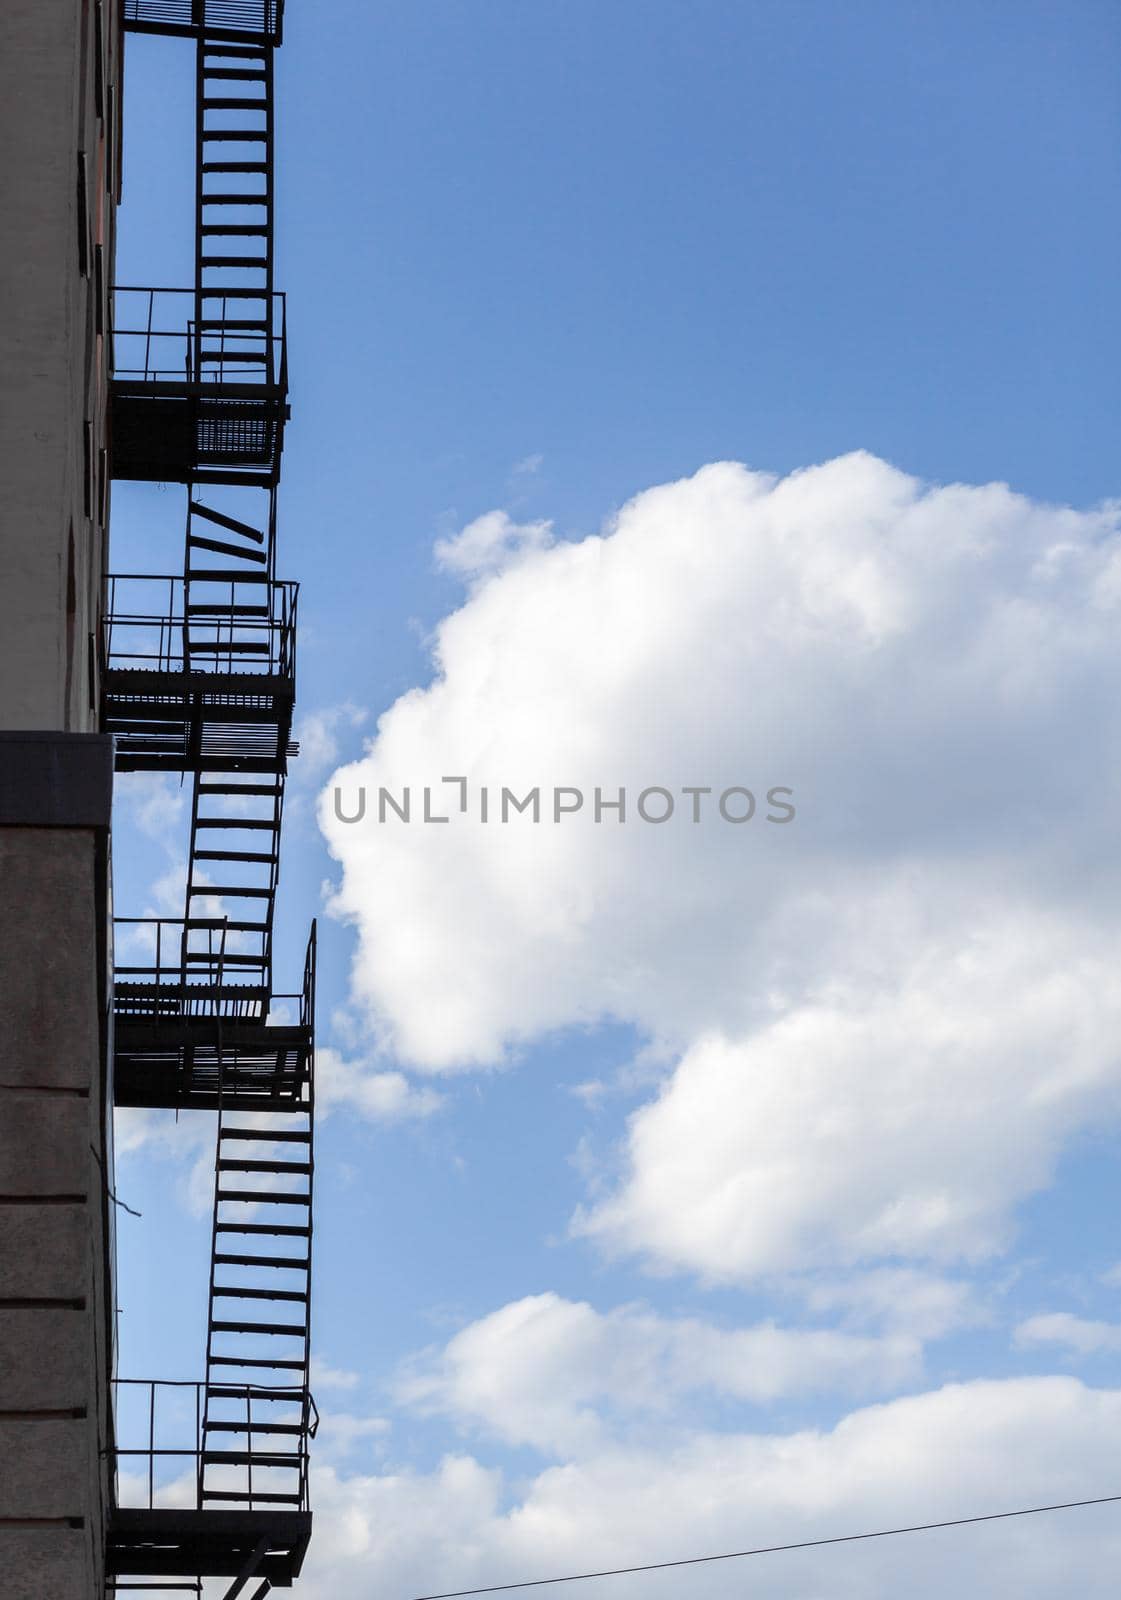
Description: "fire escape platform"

(113, 921), (316, 1110)
(114, 1018), (313, 1110)
(101, 572), (298, 771)
(108, 1507), (310, 1585)
(103, 669), (296, 773)
(123, 2), (284, 43)
(111, 381), (289, 484)
(110, 285), (289, 484)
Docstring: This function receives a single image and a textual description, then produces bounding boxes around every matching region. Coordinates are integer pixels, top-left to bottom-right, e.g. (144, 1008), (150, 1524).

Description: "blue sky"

(110, 4), (1121, 1596)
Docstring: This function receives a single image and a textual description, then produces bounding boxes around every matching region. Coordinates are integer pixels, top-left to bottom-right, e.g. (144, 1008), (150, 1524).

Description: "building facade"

(0, 3), (121, 1596)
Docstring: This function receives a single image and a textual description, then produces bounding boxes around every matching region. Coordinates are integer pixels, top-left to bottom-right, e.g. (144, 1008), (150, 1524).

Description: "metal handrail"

(113, 1377), (313, 1514)
(113, 917), (267, 1022)
(111, 287), (287, 387)
(102, 574), (297, 678)
(111, 919), (318, 1028)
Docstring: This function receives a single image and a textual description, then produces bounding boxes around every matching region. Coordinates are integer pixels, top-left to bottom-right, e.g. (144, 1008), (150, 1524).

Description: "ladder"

(195, 35), (275, 391)
(200, 1097), (315, 1510)
(183, 19), (287, 1018)
(183, 772), (283, 1014)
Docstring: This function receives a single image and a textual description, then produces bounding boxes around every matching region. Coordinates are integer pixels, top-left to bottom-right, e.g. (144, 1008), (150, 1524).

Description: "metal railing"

(123, 1), (283, 39)
(113, 917), (271, 1019)
(103, 575), (297, 679)
(113, 1378), (316, 1514)
(112, 922), (317, 1029)
(112, 287), (287, 389)
(300, 920), (317, 1036)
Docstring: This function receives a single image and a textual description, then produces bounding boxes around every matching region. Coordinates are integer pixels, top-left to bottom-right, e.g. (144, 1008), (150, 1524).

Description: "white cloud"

(317, 1046), (444, 1122)
(795, 1269), (982, 1340)
(117, 771), (188, 840)
(434, 508), (553, 578)
(320, 454), (1121, 1281)
(315, 1411), (392, 1461)
(1016, 1313), (1121, 1357)
(295, 703), (369, 779)
(312, 1356), (362, 1391)
(297, 1378), (1121, 1600)
(574, 910), (1121, 1277)
(114, 1106), (216, 1219)
(397, 1292), (922, 1454)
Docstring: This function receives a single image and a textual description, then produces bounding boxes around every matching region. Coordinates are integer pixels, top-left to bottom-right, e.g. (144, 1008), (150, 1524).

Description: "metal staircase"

(196, 38), (275, 363)
(107, 5), (318, 1594)
(200, 1095), (316, 1511)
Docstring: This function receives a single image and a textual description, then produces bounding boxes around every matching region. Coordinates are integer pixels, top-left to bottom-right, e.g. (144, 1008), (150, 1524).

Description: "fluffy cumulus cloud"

(295, 1377), (1121, 1600)
(321, 453), (1121, 1281)
(573, 910), (1121, 1276)
(397, 1292), (923, 1453)
(316, 1046), (444, 1122)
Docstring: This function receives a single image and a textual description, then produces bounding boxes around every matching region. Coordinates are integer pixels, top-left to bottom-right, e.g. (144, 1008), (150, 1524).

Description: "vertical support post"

(148, 1381), (155, 1510)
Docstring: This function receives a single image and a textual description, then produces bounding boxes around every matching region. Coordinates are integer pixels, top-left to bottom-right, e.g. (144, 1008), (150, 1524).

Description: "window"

(83, 422), (94, 520)
(77, 152), (90, 276)
(94, 2), (105, 121)
(94, 244), (105, 336)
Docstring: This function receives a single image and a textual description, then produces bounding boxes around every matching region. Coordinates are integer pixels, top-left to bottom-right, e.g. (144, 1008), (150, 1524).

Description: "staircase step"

(187, 602), (269, 616)
(188, 568), (270, 583)
(190, 502), (265, 543)
(196, 287), (269, 300)
(212, 1284), (309, 1302)
(214, 1252), (309, 1269)
(198, 782), (280, 796)
(193, 848), (278, 863)
(196, 817), (277, 829)
(201, 1427), (303, 1440)
(188, 534), (268, 565)
(186, 640), (271, 653)
(201, 1490), (303, 1504)
(201, 1449), (302, 1467)
(215, 1222), (310, 1237)
(197, 317), (270, 330)
(218, 1189), (311, 1205)
(200, 255), (269, 269)
(208, 1356), (307, 1373)
(206, 1384), (306, 1400)
(187, 643), (270, 656)
(209, 1317), (307, 1336)
(183, 951), (267, 966)
(200, 199), (268, 211)
(201, 130), (268, 143)
(201, 162), (269, 174)
(221, 1127), (310, 1142)
(189, 884), (273, 898)
(201, 224), (270, 237)
(203, 44), (269, 60)
(218, 1158), (310, 1174)
(203, 97), (269, 110)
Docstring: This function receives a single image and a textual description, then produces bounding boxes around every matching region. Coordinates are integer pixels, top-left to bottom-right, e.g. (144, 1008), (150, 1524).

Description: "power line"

(411, 1492), (1121, 1599)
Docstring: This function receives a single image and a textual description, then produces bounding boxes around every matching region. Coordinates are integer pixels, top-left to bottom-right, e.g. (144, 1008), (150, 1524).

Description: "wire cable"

(411, 1491), (1121, 1598)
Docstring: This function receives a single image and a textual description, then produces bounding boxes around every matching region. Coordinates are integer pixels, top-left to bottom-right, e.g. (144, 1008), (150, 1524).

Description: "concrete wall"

(0, 1), (121, 1594)
(0, 0), (120, 730)
(0, 818), (114, 1599)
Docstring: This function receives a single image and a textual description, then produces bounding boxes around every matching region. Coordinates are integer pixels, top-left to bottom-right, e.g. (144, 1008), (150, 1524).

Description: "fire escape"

(105, 5), (316, 1595)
